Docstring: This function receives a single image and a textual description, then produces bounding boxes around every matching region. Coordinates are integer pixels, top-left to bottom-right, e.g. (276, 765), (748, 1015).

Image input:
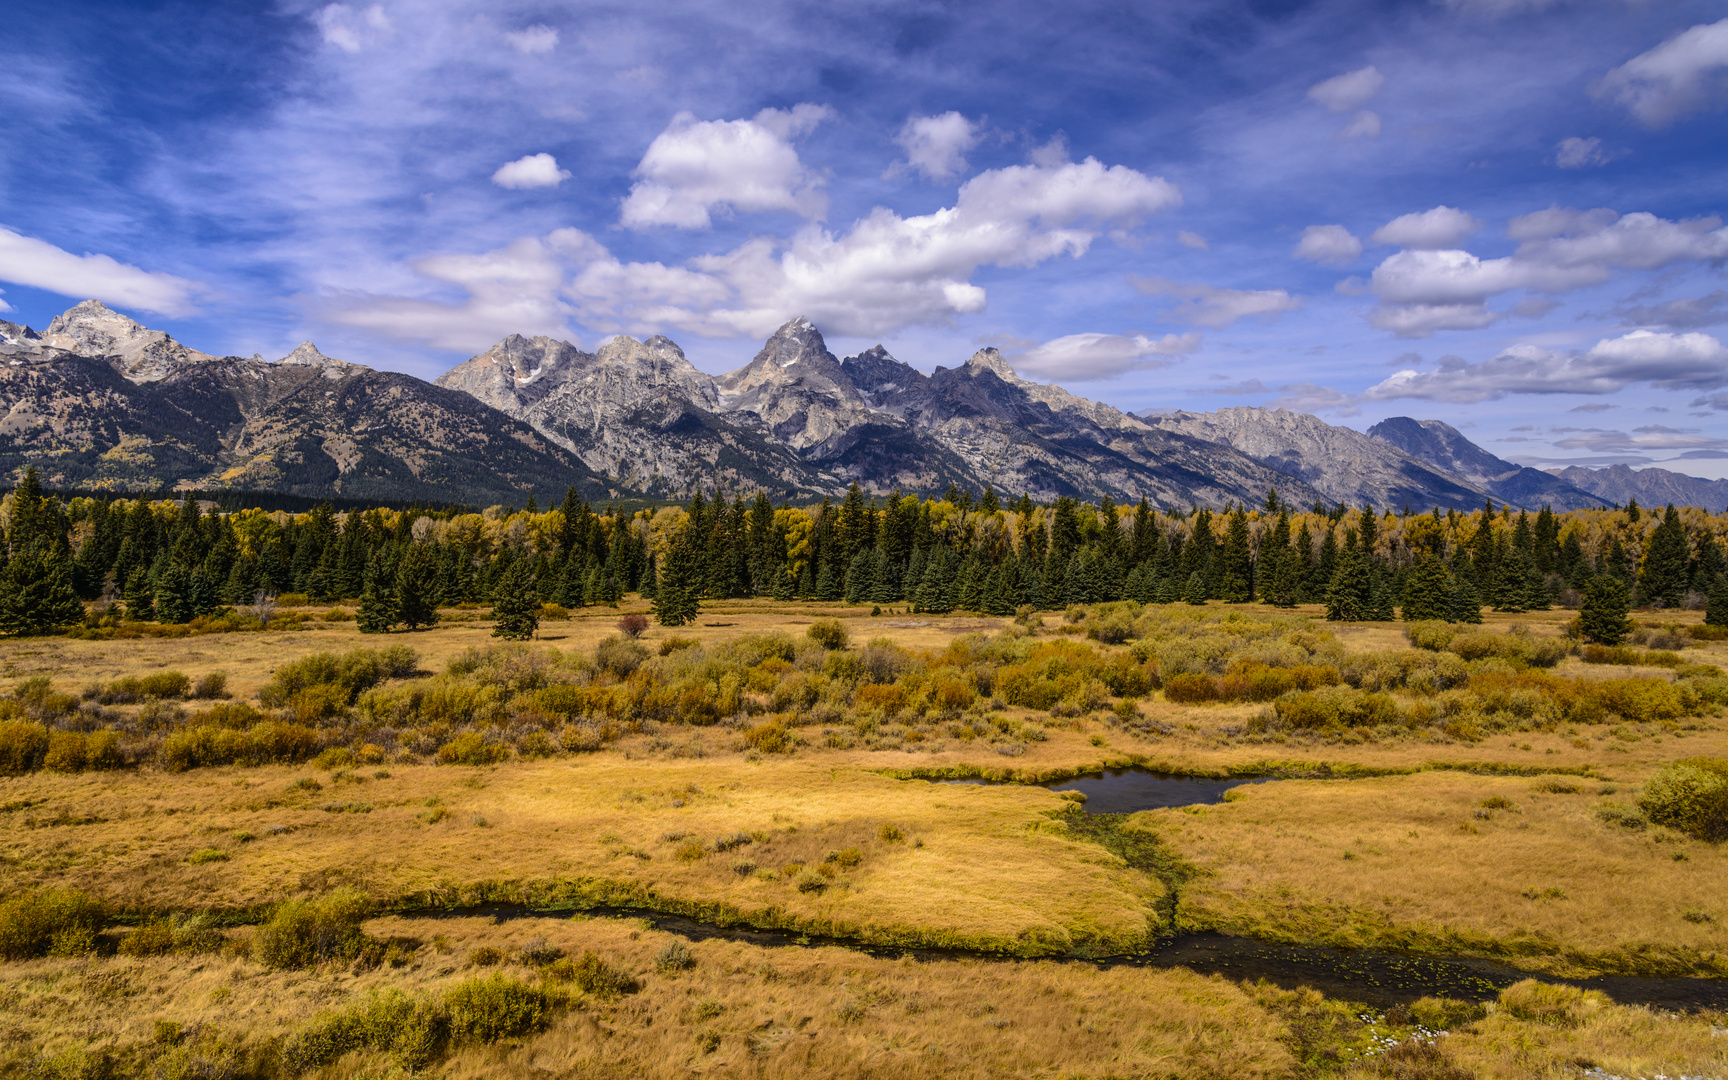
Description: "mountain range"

(0, 299), (1709, 512)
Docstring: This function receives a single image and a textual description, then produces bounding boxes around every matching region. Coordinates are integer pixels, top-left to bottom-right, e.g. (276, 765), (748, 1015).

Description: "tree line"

(0, 468), (1724, 638)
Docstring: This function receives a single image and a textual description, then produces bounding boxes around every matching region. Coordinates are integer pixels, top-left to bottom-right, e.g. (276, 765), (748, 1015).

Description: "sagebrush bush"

(159, 721), (321, 771)
(259, 646), (417, 708)
(595, 634), (649, 676)
(558, 951), (639, 997)
(1637, 757), (1728, 842)
(806, 619), (849, 650)
(0, 888), (106, 959)
(0, 720), (49, 774)
(438, 731), (508, 765)
(252, 888), (373, 969)
(444, 974), (554, 1043)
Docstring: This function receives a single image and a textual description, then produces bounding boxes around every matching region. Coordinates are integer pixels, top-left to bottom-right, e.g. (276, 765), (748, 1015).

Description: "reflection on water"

(944, 768), (1270, 813)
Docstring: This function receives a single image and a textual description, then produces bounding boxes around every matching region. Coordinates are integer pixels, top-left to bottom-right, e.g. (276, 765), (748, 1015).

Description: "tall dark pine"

(0, 467), (84, 635)
(394, 544), (442, 630)
(1324, 531), (1369, 622)
(1638, 504), (1689, 608)
(1400, 554), (1453, 621)
(490, 557), (540, 641)
(653, 532), (701, 627)
(356, 552), (399, 634)
(1580, 575), (1632, 644)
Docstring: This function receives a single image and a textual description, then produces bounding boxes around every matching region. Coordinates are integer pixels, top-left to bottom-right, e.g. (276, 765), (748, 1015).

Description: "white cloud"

(1555, 136), (1614, 169)
(1176, 231), (1209, 251)
(330, 156), (1184, 344)
(490, 153), (571, 189)
(312, 3), (391, 53)
(1338, 110), (1382, 139)
(1550, 425), (1728, 454)
(1363, 329), (1728, 402)
(621, 104), (833, 229)
(1293, 224), (1362, 264)
(1308, 66), (1385, 112)
(1132, 278), (1300, 328)
(0, 288), (9, 314)
(1370, 206), (1482, 249)
(1596, 17), (1728, 128)
(0, 227), (200, 317)
(503, 24), (557, 54)
(892, 112), (979, 181)
(1013, 331), (1200, 380)
(1365, 207), (1728, 337)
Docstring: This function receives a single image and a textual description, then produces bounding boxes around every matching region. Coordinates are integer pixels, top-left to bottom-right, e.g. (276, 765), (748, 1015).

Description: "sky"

(2, 0), (1728, 476)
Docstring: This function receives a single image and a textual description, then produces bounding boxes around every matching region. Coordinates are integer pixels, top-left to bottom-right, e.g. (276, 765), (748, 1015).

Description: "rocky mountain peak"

(277, 341), (359, 372)
(40, 298), (214, 382)
(961, 347), (1024, 383)
(0, 319), (42, 350)
(717, 316), (855, 398)
(841, 345), (925, 399)
(434, 334), (593, 417)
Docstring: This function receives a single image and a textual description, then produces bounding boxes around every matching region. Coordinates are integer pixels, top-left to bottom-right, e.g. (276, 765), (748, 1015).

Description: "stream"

(405, 904), (1728, 1012)
(940, 766), (1271, 812)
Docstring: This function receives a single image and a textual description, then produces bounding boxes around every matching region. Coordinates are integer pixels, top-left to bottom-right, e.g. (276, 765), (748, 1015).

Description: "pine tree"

(1325, 532), (1369, 622)
(123, 567), (155, 621)
(0, 552), (84, 636)
(394, 544), (442, 630)
(1400, 554), (1453, 621)
(1218, 507), (1252, 602)
(1450, 573), (1484, 624)
(1706, 575), (1728, 628)
(155, 564), (194, 624)
(1638, 504), (1689, 608)
(653, 533), (700, 627)
(356, 552), (398, 634)
(1182, 571), (1207, 605)
(490, 556), (540, 640)
(1580, 575), (1633, 645)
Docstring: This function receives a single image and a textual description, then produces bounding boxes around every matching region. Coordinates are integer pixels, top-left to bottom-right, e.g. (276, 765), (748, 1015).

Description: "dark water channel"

(415, 905), (1728, 1013)
(942, 767), (1271, 812)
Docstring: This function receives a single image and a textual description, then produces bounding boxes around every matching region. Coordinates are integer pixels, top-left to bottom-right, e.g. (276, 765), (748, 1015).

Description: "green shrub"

(558, 951), (639, 997)
(117, 915), (222, 957)
(187, 848), (229, 864)
(192, 672), (229, 699)
(742, 718), (793, 754)
(1273, 685), (1400, 730)
(0, 888), (106, 959)
(595, 635), (649, 676)
(259, 646), (417, 708)
(158, 722), (321, 771)
(252, 888), (373, 969)
(807, 619), (849, 650)
(139, 671), (192, 699)
(444, 974), (553, 1044)
(1638, 757), (1728, 842)
(438, 731), (507, 765)
(1404, 621), (1458, 651)
(281, 987), (446, 1074)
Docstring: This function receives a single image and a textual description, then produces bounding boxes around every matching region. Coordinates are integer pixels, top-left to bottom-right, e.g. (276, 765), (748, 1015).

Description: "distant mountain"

(1366, 417), (1609, 511)
(1135, 407), (1491, 510)
(0, 302), (612, 503)
(1549, 464), (1728, 514)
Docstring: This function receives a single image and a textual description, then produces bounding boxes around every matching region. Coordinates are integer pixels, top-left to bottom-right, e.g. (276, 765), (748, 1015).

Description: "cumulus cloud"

(621, 104), (834, 229)
(329, 156), (1184, 345)
(1294, 224), (1362, 264)
(1012, 331), (1200, 380)
(0, 226), (200, 317)
(1595, 17), (1728, 127)
(503, 24), (557, 54)
(1176, 231), (1209, 251)
(892, 112), (979, 181)
(491, 153), (571, 189)
(1370, 206), (1482, 249)
(1132, 278), (1300, 328)
(1308, 66), (1384, 112)
(313, 3), (391, 53)
(1366, 206), (1728, 337)
(1555, 136), (1617, 169)
(1363, 329), (1728, 402)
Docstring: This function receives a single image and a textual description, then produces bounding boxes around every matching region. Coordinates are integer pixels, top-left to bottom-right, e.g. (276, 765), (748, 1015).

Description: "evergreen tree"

(155, 564), (194, 624)
(123, 567), (155, 621)
(1706, 576), (1728, 629)
(1325, 532), (1369, 622)
(653, 533), (700, 627)
(0, 553), (84, 636)
(490, 556), (540, 640)
(1580, 575), (1633, 645)
(1217, 507), (1252, 602)
(1638, 504), (1689, 607)
(844, 548), (873, 604)
(356, 552), (398, 634)
(916, 548), (955, 613)
(1293, 522), (1317, 602)
(1449, 573), (1484, 624)
(394, 544), (442, 630)
(1182, 571), (1207, 605)
(1400, 554), (1453, 621)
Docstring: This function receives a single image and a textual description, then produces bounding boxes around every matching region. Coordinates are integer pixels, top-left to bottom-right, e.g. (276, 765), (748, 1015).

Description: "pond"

(944, 768), (1271, 813)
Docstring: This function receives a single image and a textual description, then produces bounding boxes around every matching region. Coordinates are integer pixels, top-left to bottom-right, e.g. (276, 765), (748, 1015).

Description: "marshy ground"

(2, 598), (1725, 1078)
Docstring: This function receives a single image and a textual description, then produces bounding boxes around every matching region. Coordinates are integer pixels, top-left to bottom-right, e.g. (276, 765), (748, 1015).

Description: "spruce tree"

(1638, 504), (1689, 608)
(653, 534), (700, 627)
(1400, 555), (1453, 621)
(1449, 573), (1484, 624)
(155, 564), (194, 624)
(0, 553), (84, 636)
(1580, 575), (1632, 645)
(1324, 533), (1369, 622)
(490, 557), (540, 640)
(1218, 508), (1252, 602)
(1182, 571), (1207, 605)
(123, 567), (155, 621)
(356, 552), (398, 633)
(1706, 575), (1728, 628)
(394, 544), (442, 630)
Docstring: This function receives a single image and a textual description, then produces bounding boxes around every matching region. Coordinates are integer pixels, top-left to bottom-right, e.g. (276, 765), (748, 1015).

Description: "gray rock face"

(275, 341), (363, 377)
(1549, 464), (1728, 514)
(433, 334), (592, 417)
(1138, 406), (1489, 510)
(39, 300), (215, 382)
(1367, 416), (1608, 511)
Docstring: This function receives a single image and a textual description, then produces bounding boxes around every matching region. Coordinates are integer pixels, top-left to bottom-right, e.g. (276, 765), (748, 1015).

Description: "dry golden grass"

(0, 758), (1160, 955)
(1154, 769), (1728, 977)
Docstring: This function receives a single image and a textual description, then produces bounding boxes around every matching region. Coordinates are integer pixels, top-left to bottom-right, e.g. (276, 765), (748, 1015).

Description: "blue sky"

(3, 0), (1728, 475)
